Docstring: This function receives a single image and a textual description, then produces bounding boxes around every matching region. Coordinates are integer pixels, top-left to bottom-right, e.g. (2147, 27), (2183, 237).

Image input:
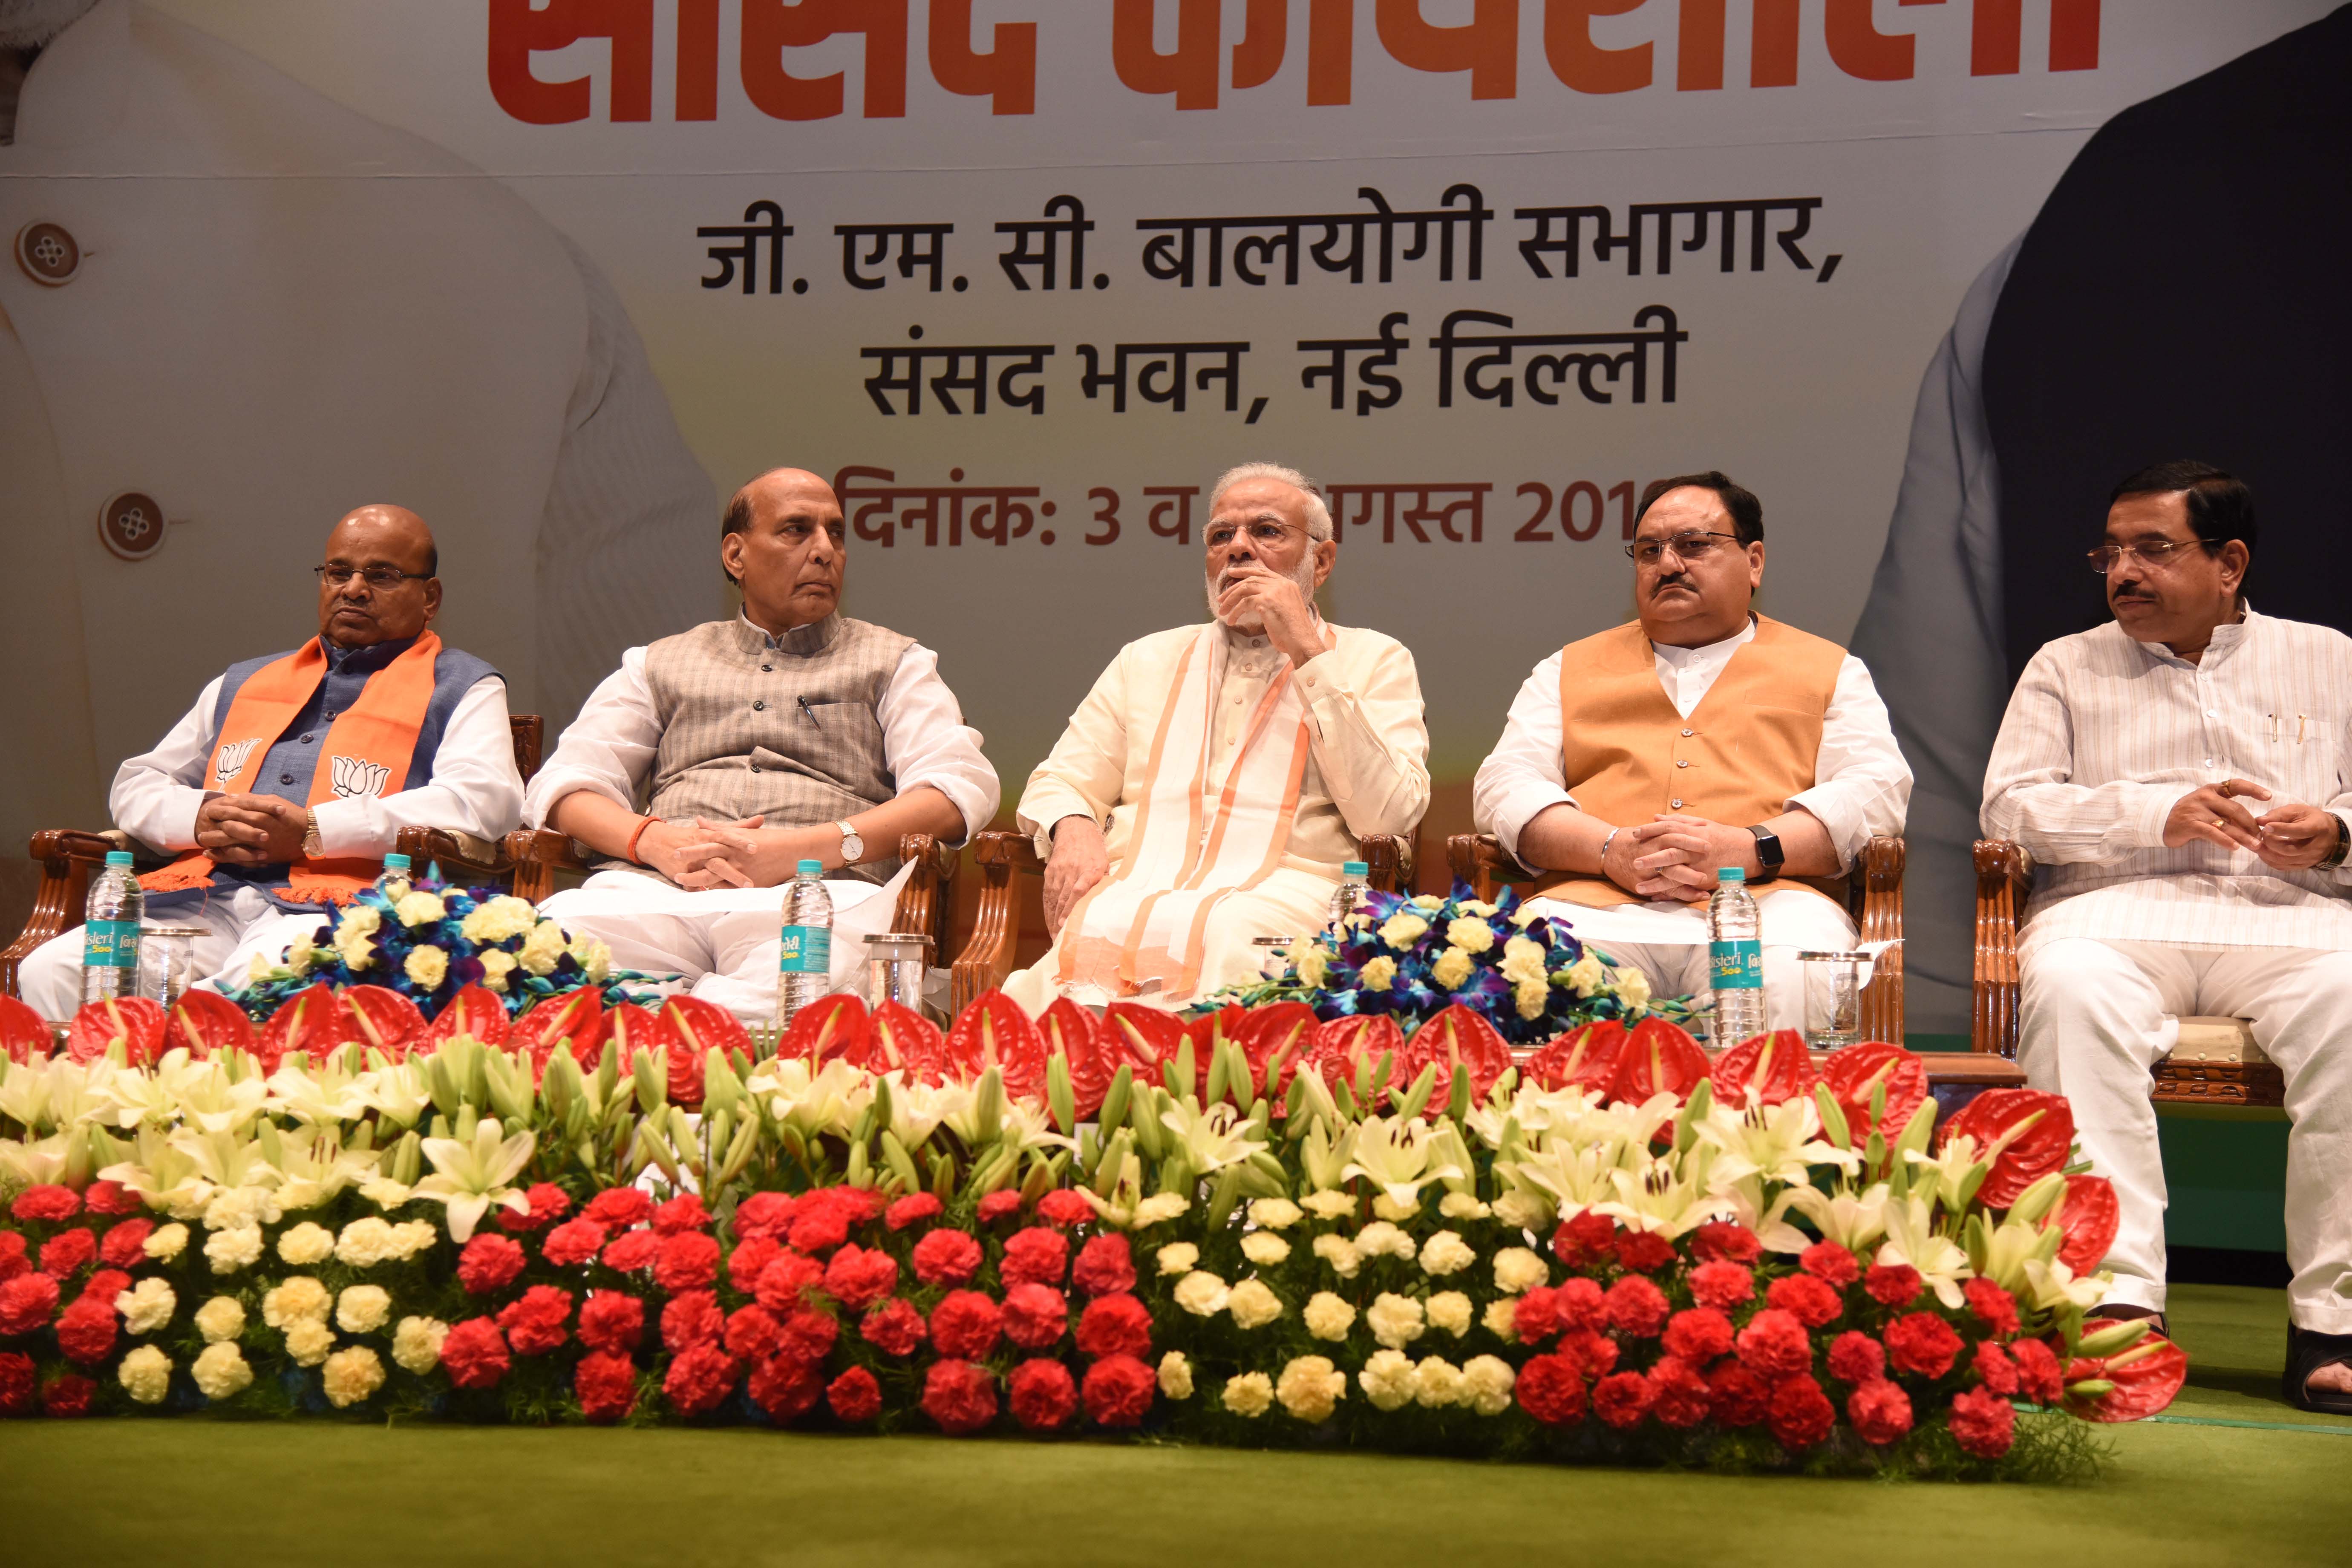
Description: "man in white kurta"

(528, 469), (997, 1022)
(1004, 464), (1429, 1015)
(1984, 463), (2352, 1403)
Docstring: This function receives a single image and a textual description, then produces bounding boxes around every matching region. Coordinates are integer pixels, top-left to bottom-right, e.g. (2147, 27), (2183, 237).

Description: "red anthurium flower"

(1819, 1041), (1928, 1140)
(944, 991), (1048, 1104)
(1709, 1029), (1818, 1107)
(2051, 1173), (2121, 1275)
(853, 1001), (947, 1084)
(511, 991), (613, 1076)
(2064, 1325), (2190, 1422)
(1524, 1020), (1626, 1097)
(1398, 1005), (1513, 1110)
(161, 990), (255, 1061)
(66, 995), (167, 1068)
(1233, 1002), (1319, 1104)
(1937, 1088), (2075, 1209)
(1102, 1003), (1183, 1078)
(1039, 998), (1111, 1117)
(423, 986), (510, 1049)
(1609, 1016), (1709, 1104)
(340, 985), (426, 1059)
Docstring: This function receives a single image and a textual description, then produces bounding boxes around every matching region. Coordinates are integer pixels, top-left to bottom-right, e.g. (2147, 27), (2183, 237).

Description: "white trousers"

(17, 887), (331, 1022)
(2020, 938), (2352, 1332)
(1004, 867), (1338, 1017)
(1524, 887), (1859, 1038)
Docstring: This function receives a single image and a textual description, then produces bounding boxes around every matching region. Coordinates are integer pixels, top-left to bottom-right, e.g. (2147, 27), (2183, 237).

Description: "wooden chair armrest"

(1972, 839), (2032, 1059)
(393, 826), (511, 889)
(1857, 835), (1905, 1043)
(1446, 833), (1526, 904)
(1357, 833), (1415, 894)
(888, 833), (960, 952)
(4, 830), (135, 997)
(506, 828), (591, 903)
(950, 830), (1043, 1015)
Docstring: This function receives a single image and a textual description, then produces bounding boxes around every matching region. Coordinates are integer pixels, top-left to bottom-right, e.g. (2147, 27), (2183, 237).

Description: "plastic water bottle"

(1708, 866), (1766, 1046)
(777, 858), (834, 1026)
(1329, 859), (1370, 939)
(81, 850), (145, 1005)
(374, 853), (413, 901)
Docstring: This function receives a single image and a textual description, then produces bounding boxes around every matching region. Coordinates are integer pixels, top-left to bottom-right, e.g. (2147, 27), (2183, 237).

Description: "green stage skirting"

(0, 1283), (2336, 1568)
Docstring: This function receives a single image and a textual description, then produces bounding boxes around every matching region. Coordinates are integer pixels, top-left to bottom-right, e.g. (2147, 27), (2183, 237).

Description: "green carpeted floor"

(2, 1285), (2342, 1568)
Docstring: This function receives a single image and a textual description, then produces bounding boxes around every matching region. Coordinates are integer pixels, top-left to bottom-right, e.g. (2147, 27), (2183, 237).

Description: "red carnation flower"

(39, 1228), (95, 1280)
(40, 1373), (94, 1419)
(1964, 1277), (2021, 1337)
(1560, 1328), (1619, 1379)
(542, 1219), (608, 1269)
(1689, 1222), (1763, 1264)
(1646, 1355), (1713, 1428)
(600, 1229), (662, 1273)
(879, 1193), (939, 1232)
(84, 1182), (140, 1216)
(829, 1366), (883, 1423)
(1075, 1293), (1153, 1362)
(911, 1228), (983, 1288)
(723, 1304), (783, 1363)
(1765, 1272), (1844, 1329)
(1707, 1364), (1771, 1427)
(1767, 1374), (1836, 1451)
(1515, 1353), (1587, 1426)
(1603, 1275), (1669, 1338)
(1798, 1239), (1857, 1285)
(861, 1298), (927, 1357)
(1827, 1329), (1885, 1385)
(732, 1191), (795, 1241)
(1072, 1234), (1136, 1297)
(1663, 1307), (1734, 1364)
(662, 1290), (725, 1351)
(1972, 1340), (2020, 1397)
(98, 1219), (154, 1269)
(1614, 1230), (1676, 1274)
(726, 1234), (781, 1294)
(779, 1309), (839, 1364)
(440, 1318), (512, 1389)
(1002, 1283), (1069, 1350)
(575, 1350), (638, 1424)
(10, 1185), (79, 1224)
(496, 1285), (573, 1356)
(457, 1234), (527, 1295)
(1884, 1311), (1964, 1379)
(922, 1358), (999, 1435)
(789, 1208), (850, 1256)
(654, 1231), (721, 1294)
(2010, 1337), (2065, 1404)
(582, 1186), (652, 1231)
(976, 1190), (1023, 1225)
(1081, 1353), (1156, 1428)
(663, 1342), (742, 1418)
(1848, 1378), (1914, 1446)
(1553, 1277), (1605, 1332)
(652, 1194), (712, 1235)
(1592, 1370), (1655, 1429)
(500, 1183), (572, 1233)
(53, 1298), (115, 1365)
(931, 1290), (1004, 1361)
(578, 1291), (645, 1354)
(823, 1244), (899, 1312)
(1864, 1262), (1922, 1308)
(1511, 1287), (1559, 1345)
(753, 1251), (824, 1312)
(1009, 1357), (1079, 1430)
(1688, 1260), (1755, 1311)
(0, 1273), (62, 1336)
(1735, 1308), (1813, 1380)
(1036, 1190), (1095, 1228)
(78, 1269), (130, 1310)
(1001, 1226), (1069, 1288)
(749, 1354), (823, 1422)
(0, 1352), (35, 1416)
(1948, 1385), (2017, 1459)
(0, 1233), (28, 1283)
(1553, 1209), (1617, 1268)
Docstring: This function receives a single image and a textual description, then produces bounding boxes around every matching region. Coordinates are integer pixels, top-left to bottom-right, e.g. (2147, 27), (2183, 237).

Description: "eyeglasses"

(1205, 520), (1309, 551)
(1626, 530), (1741, 567)
(314, 564), (430, 590)
(2086, 539), (2217, 574)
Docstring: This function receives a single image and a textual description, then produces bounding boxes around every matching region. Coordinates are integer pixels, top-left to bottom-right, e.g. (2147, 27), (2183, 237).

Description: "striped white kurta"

(1981, 608), (2352, 954)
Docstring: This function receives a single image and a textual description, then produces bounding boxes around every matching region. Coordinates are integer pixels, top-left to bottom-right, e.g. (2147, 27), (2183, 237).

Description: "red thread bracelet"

(626, 816), (656, 865)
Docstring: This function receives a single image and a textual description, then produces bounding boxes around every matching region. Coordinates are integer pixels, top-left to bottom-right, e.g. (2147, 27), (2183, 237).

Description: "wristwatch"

(1747, 824), (1784, 883)
(2320, 816), (2351, 870)
(835, 819), (865, 865)
(301, 807), (323, 861)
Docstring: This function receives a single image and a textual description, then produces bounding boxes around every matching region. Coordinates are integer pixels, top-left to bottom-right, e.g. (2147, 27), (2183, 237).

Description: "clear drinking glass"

(862, 932), (932, 1012)
(1251, 936), (1297, 983)
(1797, 950), (1866, 1049)
(138, 923), (207, 1011)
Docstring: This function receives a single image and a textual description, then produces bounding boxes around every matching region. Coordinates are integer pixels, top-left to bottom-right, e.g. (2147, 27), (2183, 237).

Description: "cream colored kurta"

(1005, 620), (1429, 1013)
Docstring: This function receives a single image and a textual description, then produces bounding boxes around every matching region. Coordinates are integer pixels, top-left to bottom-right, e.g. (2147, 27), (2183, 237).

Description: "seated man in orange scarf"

(1003, 463), (1430, 1015)
(15, 505), (524, 1019)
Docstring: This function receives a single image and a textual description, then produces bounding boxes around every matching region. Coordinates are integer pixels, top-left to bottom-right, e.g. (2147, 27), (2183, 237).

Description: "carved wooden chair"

(1973, 839), (2284, 1108)
(0, 716), (545, 999)
(1445, 832), (1910, 1043)
(948, 830), (1418, 1016)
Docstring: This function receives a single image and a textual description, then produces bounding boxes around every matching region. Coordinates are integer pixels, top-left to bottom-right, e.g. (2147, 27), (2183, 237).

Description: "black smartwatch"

(1747, 825), (1784, 883)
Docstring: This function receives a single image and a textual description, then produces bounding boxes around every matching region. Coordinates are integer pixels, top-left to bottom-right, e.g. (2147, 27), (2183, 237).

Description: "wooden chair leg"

(1972, 839), (2030, 1058)
(949, 831), (1036, 1015)
(1857, 836), (1906, 1043)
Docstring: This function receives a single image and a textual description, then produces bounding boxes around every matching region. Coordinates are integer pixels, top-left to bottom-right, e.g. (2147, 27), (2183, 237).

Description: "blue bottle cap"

(1718, 866), (1745, 882)
(1342, 861), (1369, 877)
(383, 853), (411, 871)
(797, 859), (824, 876)
(105, 850), (134, 868)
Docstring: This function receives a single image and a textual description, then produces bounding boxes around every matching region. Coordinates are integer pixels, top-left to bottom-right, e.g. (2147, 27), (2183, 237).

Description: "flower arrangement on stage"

(1208, 881), (1695, 1045)
(227, 870), (640, 1026)
(0, 985), (2177, 1481)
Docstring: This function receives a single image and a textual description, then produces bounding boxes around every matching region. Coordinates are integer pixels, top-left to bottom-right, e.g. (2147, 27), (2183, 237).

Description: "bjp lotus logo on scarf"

(211, 739), (259, 787)
(331, 755), (392, 800)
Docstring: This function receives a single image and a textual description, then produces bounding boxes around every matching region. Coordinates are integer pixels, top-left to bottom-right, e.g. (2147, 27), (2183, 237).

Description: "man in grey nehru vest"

(527, 467), (998, 1020)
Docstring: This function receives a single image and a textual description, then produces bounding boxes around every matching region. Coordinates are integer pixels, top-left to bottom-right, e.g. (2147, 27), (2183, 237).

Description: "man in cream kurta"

(1005, 464), (1429, 1015)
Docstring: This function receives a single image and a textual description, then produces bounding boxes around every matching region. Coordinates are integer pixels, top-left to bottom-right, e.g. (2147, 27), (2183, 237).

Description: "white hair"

(1209, 462), (1334, 543)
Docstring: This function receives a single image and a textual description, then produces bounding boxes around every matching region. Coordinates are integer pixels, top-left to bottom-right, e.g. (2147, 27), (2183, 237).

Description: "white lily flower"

(1161, 1099), (1267, 1175)
(263, 1126), (382, 1213)
(158, 1056), (272, 1137)
(1903, 1136), (1988, 1215)
(0, 1131), (75, 1190)
(749, 1056), (867, 1141)
(1340, 1115), (1464, 1208)
(1594, 1156), (1738, 1239)
(1781, 1182), (1892, 1255)
(267, 1060), (374, 1126)
(355, 1063), (436, 1130)
(100, 1128), (216, 1218)
(2020, 1256), (2110, 1315)
(411, 1115), (535, 1242)
(1876, 1193), (1973, 1309)
(1978, 1212), (2064, 1293)
(1695, 1095), (1859, 1191)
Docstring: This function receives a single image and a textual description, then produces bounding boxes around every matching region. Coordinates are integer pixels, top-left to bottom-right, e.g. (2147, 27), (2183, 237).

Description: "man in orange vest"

(1472, 472), (1912, 1037)
(14, 504), (525, 1019)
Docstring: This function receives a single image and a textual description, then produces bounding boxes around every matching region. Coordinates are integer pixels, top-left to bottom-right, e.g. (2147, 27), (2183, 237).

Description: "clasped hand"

(639, 815), (826, 889)
(194, 793), (306, 864)
(2164, 779), (2343, 871)
(1604, 814), (1759, 905)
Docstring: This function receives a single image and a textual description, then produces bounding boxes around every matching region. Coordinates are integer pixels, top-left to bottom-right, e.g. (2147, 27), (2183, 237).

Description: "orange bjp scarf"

(141, 632), (444, 906)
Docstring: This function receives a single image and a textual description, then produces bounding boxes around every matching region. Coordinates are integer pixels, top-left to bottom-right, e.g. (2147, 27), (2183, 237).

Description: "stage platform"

(1, 1284), (2337, 1568)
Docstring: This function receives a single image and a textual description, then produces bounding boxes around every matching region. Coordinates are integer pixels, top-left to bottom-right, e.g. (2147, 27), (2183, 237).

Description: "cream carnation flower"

(392, 1316), (449, 1376)
(1377, 912), (1429, 950)
(519, 919), (568, 976)
(261, 1276), (332, 1329)
(1220, 1372), (1273, 1418)
(389, 1220), (439, 1259)
(337, 904), (383, 942)
(1358, 956), (1398, 992)
(1482, 1297), (1520, 1341)
(1493, 1246), (1549, 1294)
(1444, 917), (1496, 955)
(1358, 1349), (1416, 1411)
(1413, 1355), (1466, 1408)
(392, 890), (447, 928)
(1354, 1221), (1415, 1260)
(334, 1217), (396, 1268)
(118, 1344), (172, 1405)
(476, 949), (519, 993)
(337, 1285), (393, 1336)
(144, 1223), (189, 1261)
(1516, 977), (1548, 1020)
(1240, 1232), (1291, 1267)
(460, 895), (539, 945)
(1371, 1193), (1421, 1222)
(116, 1278), (177, 1336)
(1311, 1234), (1362, 1279)
(1303, 1291), (1357, 1342)
(277, 1221), (334, 1266)
(1132, 1193), (1189, 1227)
(1156, 1242), (1199, 1277)
(1438, 1191), (1491, 1222)
(1418, 1230), (1476, 1277)
(1172, 1271), (1231, 1317)
(403, 945), (449, 992)
(205, 1226), (263, 1275)
(1157, 1351), (1194, 1401)
(1500, 934), (1548, 985)
(1426, 1291), (1472, 1337)
(1247, 1197), (1303, 1231)
(322, 1346), (386, 1409)
(195, 1296), (246, 1344)
(1563, 951), (1606, 997)
(1614, 967), (1652, 1009)
(1227, 1278), (1284, 1330)
(1462, 1355), (1518, 1416)
(1411, 894), (1444, 911)
(1365, 1291), (1426, 1350)
(1276, 1355), (1347, 1423)
(1492, 1189), (1554, 1231)
(1430, 946), (1473, 991)
(204, 1188), (280, 1231)
(284, 1319), (335, 1368)
(1295, 946), (1329, 989)
(192, 1342), (253, 1401)
(1300, 1190), (1355, 1221)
